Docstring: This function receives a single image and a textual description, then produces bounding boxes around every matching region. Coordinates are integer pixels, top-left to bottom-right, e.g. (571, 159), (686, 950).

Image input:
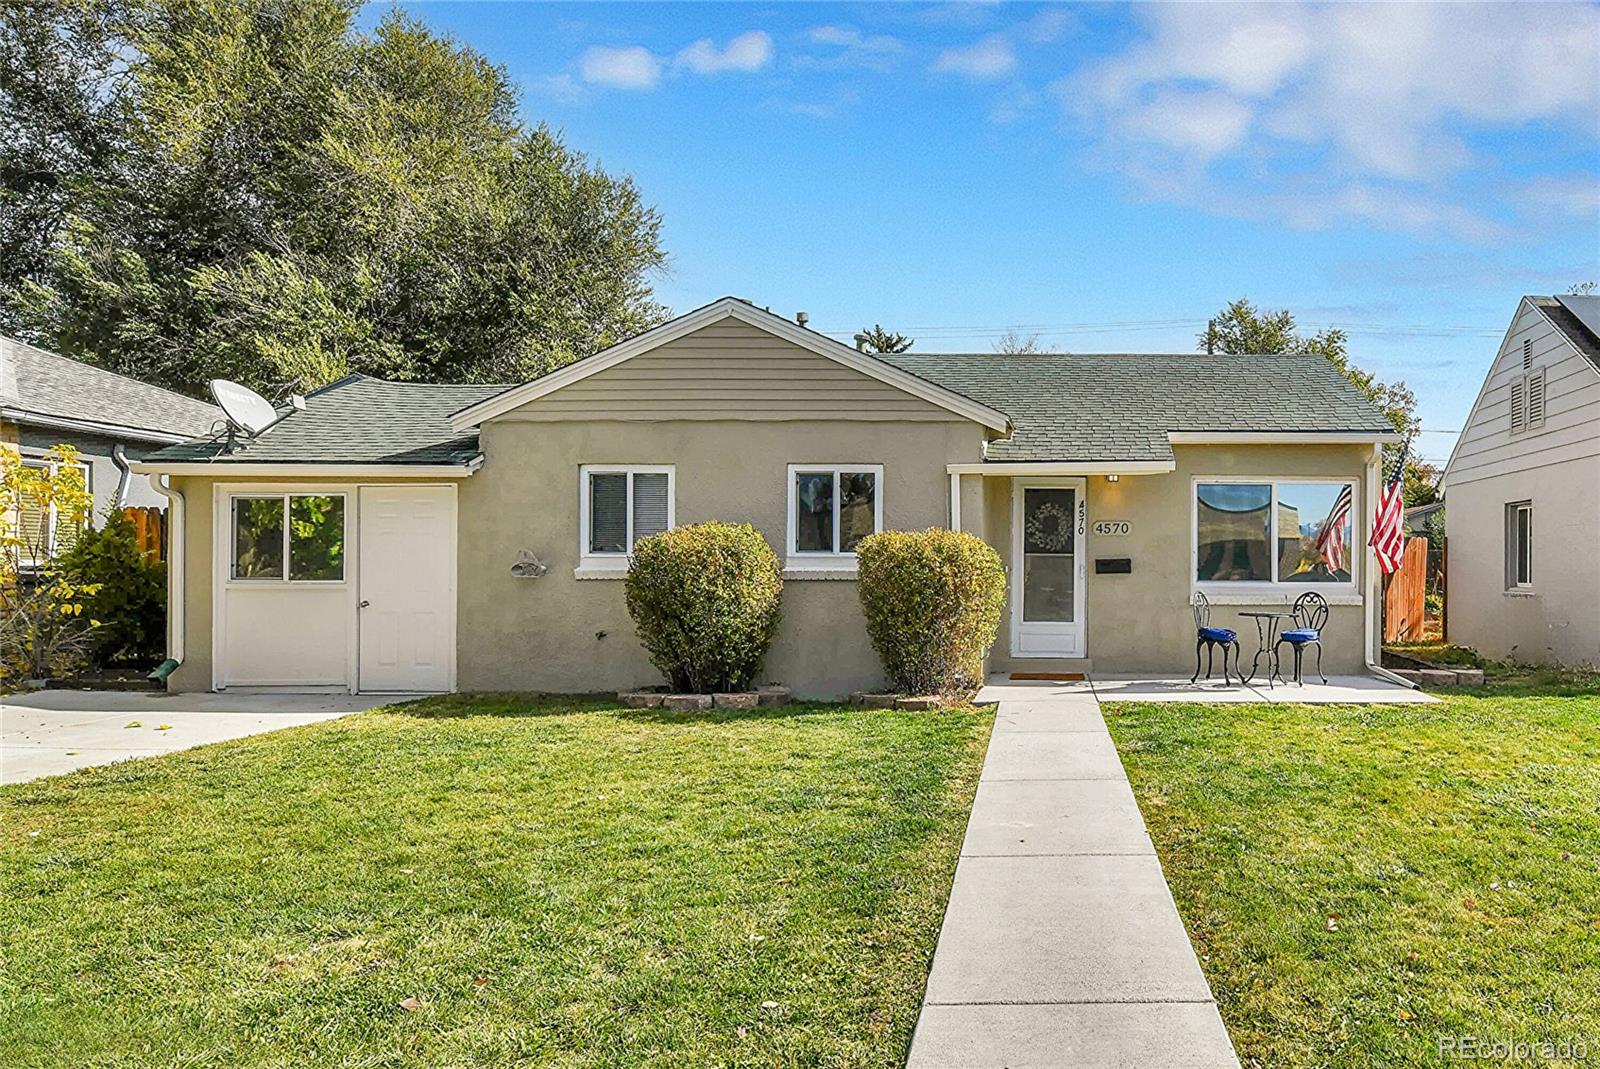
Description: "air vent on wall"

(1522, 338), (1534, 369)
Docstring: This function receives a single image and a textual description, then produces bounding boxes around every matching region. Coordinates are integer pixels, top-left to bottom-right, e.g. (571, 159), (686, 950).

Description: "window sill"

(783, 563), (859, 580)
(1195, 587), (1363, 607)
(1503, 588), (1537, 598)
(574, 561), (629, 580)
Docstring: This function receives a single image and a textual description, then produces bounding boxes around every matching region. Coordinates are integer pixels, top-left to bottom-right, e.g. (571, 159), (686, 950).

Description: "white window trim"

(14, 455), (91, 566)
(577, 464), (676, 572)
(785, 463), (884, 572)
(227, 492), (348, 586)
(1190, 476), (1360, 599)
(1506, 500), (1534, 593)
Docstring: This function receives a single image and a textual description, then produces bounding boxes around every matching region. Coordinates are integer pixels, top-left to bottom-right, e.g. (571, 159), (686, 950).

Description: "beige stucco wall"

(980, 444), (1377, 677)
(1445, 455), (1600, 665)
(457, 419), (985, 697)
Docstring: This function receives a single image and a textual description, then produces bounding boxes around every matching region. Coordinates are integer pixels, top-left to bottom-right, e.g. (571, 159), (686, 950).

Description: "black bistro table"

(1239, 611), (1296, 688)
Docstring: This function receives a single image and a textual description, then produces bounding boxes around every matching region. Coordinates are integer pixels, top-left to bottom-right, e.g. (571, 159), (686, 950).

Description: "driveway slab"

(960, 778), (1154, 857)
(2, 690), (419, 784)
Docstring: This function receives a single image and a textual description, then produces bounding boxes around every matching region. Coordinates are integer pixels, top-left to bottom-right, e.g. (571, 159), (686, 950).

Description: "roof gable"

(448, 298), (1012, 433)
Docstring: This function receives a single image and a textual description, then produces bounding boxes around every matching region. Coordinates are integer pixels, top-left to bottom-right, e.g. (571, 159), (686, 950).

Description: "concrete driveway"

(2, 690), (419, 784)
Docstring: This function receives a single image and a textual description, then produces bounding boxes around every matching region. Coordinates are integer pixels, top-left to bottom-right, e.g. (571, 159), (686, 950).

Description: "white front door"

(358, 485), (455, 692)
(1011, 479), (1087, 658)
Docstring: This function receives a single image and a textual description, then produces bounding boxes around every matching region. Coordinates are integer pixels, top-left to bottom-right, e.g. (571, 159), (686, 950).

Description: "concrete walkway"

(907, 683), (1241, 1069)
(2, 690), (420, 784)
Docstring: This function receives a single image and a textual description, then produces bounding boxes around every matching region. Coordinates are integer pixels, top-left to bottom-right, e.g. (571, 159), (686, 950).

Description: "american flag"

(1315, 484), (1353, 572)
(1369, 443), (1410, 575)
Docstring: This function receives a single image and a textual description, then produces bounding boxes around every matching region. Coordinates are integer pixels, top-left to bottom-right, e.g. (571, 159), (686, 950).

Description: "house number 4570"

(1093, 520), (1132, 536)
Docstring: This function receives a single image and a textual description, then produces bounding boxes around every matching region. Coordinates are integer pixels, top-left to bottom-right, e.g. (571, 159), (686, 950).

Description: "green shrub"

(624, 522), (783, 693)
(856, 528), (1006, 696)
(57, 511), (167, 668)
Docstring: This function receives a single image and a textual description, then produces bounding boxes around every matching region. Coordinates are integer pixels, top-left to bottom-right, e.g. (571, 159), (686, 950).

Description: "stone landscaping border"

(616, 686), (792, 710)
(1387, 667), (1485, 687)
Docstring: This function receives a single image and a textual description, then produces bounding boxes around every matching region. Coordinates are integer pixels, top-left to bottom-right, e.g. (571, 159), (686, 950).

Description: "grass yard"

(0, 696), (991, 1069)
(1105, 680), (1600, 1069)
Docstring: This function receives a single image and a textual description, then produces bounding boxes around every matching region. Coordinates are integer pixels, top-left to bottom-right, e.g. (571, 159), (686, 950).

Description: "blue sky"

(369, 1), (1599, 465)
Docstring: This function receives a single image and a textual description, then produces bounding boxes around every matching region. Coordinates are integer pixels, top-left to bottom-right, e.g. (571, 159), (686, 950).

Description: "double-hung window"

(1505, 501), (1533, 591)
(1193, 479), (1357, 589)
(580, 465), (674, 565)
(230, 494), (345, 582)
(12, 455), (91, 564)
(787, 464), (883, 561)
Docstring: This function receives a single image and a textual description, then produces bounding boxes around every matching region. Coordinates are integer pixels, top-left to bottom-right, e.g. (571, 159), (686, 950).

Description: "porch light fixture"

(1106, 474), (1120, 482)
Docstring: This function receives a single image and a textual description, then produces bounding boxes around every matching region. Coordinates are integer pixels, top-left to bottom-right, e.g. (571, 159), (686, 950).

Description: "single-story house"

(131, 297), (1399, 697)
(3, 334), (222, 559)
(1440, 294), (1600, 666)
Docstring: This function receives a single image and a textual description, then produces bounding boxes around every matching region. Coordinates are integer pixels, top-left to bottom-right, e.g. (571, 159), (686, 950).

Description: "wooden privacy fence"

(1382, 537), (1429, 643)
(121, 506), (166, 563)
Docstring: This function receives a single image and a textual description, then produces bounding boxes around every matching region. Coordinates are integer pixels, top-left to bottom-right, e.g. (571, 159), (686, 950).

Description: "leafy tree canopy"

(856, 324), (912, 354)
(1, 0), (667, 395)
(1200, 298), (1425, 486)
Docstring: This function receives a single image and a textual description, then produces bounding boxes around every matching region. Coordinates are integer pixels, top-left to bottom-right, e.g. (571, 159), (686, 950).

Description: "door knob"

(358, 600), (370, 608)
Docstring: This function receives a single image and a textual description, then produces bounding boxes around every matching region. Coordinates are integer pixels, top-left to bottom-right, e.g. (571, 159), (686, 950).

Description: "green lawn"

(1105, 681), (1600, 1069)
(0, 696), (991, 1069)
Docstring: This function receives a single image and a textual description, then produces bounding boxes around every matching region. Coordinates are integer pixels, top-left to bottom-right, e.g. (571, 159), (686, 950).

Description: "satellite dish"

(209, 379), (279, 437)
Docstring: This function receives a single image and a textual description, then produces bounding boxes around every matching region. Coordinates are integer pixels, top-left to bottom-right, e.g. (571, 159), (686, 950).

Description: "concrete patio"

(977, 672), (1440, 705)
(2, 690), (421, 784)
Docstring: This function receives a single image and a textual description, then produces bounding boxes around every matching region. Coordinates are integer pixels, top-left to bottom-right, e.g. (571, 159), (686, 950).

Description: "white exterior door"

(1011, 479), (1087, 658)
(358, 485), (455, 692)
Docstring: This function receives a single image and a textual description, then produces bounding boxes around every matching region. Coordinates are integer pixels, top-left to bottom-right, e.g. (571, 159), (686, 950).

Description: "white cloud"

(1065, 1), (1600, 238)
(579, 45), (661, 90)
(932, 33), (1017, 80)
(801, 25), (905, 70)
(675, 30), (774, 75)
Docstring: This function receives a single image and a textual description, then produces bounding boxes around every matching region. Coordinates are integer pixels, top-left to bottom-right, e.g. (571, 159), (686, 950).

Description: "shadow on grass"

(388, 692), (858, 725)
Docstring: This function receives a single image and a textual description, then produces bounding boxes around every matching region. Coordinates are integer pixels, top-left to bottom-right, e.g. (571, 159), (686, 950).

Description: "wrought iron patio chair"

(1275, 591), (1330, 685)
(1190, 591), (1241, 685)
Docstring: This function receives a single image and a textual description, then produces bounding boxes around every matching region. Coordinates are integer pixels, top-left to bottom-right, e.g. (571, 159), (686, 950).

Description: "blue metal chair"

(1276, 591), (1329, 685)
(1190, 591), (1241, 684)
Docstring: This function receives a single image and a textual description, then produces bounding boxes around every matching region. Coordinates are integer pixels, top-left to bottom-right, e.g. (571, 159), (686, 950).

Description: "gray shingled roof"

(1, 335), (221, 440)
(880, 351), (1396, 462)
(1530, 296), (1600, 374)
(143, 347), (1394, 468)
(146, 375), (505, 465)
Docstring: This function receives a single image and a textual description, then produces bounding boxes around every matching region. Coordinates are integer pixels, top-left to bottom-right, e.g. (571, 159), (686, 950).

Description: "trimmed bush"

(856, 528), (1006, 696)
(57, 511), (167, 667)
(624, 522), (782, 693)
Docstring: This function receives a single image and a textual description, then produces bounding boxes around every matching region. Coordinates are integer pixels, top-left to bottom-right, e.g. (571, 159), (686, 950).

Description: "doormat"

(1009, 672), (1086, 681)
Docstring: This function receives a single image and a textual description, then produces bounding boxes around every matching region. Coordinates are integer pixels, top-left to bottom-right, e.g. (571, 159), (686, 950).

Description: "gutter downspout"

(1364, 442), (1416, 689)
(147, 474), (185, 673)
(110, 445), (133, 508)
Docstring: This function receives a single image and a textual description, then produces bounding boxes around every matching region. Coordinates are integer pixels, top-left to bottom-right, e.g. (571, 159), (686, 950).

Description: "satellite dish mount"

(209, 379), (305, 452)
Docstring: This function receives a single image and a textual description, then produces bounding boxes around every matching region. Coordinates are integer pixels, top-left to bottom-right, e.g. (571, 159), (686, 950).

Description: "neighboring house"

(1440, 295), (1600, 666)
(2, 335), (222, 557)
(131, 297), (1398, 698)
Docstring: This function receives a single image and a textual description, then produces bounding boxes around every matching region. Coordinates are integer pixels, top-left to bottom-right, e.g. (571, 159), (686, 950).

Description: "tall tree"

(1, 0), (667, 395)
(855, 324), (912, 354)
(1200, 298), (1420, 454)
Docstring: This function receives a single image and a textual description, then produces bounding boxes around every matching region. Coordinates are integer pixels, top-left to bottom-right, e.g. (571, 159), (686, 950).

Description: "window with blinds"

(582, 466), (674, 559)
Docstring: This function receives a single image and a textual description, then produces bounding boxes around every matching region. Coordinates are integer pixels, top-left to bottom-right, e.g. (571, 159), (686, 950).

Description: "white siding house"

(1441, 296), (1600, 666)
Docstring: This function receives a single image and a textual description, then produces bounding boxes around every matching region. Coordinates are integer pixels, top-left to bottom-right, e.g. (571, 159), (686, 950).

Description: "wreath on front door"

(1026, 501), (1073, 552)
